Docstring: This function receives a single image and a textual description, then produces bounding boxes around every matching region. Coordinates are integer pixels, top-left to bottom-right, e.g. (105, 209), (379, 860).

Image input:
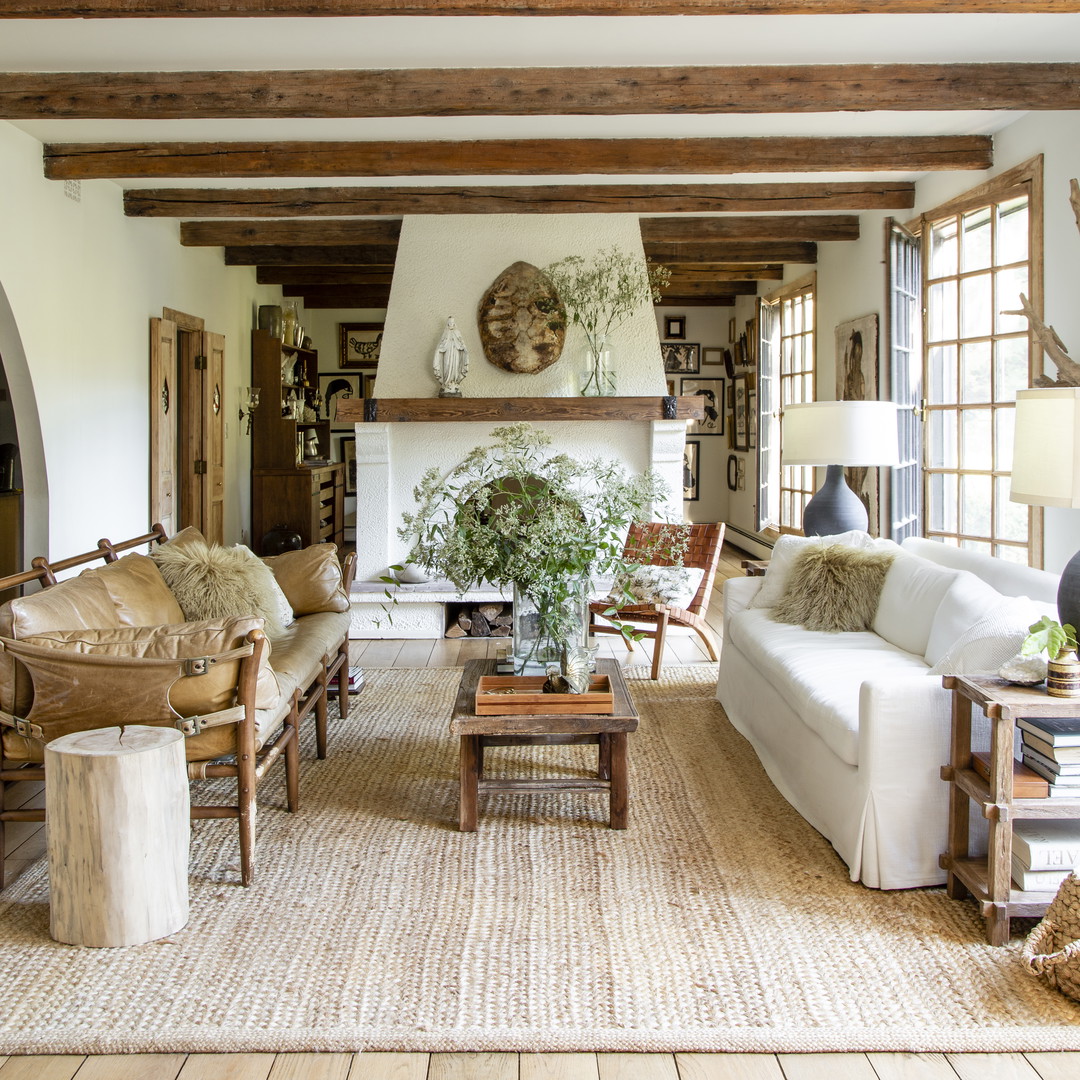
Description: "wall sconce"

(239, 387), (260, 435)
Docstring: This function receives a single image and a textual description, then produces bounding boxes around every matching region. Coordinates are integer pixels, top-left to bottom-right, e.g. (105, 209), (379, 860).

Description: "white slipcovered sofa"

(715, 534), (1060, 890)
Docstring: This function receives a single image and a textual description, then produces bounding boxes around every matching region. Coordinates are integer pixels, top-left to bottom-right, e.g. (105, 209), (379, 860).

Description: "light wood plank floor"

(4, 546), (1077, 1076)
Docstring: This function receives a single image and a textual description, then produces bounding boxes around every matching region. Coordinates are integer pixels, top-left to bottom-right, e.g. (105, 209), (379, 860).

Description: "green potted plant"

(1022, 616), (1080, 697)
(396, 423), (686, 673)
(543, 247), (670, 396)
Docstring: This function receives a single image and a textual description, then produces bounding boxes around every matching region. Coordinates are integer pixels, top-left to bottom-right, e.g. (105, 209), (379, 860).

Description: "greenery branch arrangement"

(395, 423), (688, 668)
(1022, 616), (1079, 660)
(542, 247), (670, 356)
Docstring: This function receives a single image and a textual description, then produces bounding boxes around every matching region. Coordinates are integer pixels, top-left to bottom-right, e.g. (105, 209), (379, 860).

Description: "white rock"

(998, 652), (1048, 685)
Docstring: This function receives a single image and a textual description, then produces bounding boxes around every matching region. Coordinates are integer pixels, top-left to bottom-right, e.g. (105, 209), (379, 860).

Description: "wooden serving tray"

(475, 674), (614, 715)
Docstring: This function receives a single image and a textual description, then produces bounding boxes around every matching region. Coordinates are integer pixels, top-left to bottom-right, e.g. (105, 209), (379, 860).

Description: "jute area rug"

(1, 664), (1079, 1055)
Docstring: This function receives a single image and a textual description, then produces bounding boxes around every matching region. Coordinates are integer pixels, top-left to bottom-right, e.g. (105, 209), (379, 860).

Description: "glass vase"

(512, 581), (589, 674)
(580, 337), (616, 397)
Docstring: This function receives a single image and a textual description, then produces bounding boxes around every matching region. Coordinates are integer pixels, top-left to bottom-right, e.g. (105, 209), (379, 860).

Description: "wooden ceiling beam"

(4, 2), (1073, 17)
(5, 64), (1078, 118)
(661, 280), (760, 296)
(657, 296), (737, 308)
(664, 264), (784, 281)
(224, 244), (398, 266)
(641, 214), (859, 242)
(256, 266), (395, 285)
(181, 219), (402, 246)
(125, 181), (915, 217)
(46, 135), (992, 180)
(282, 285), (391, 307)
(646, 240), (818, 263)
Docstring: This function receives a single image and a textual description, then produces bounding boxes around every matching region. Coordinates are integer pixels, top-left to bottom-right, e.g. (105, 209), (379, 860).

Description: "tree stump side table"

(45, 725), (190, 948)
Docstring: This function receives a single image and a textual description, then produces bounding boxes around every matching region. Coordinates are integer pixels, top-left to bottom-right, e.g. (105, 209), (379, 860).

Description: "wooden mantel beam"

(4, 1), (1074, 16)
(5, 64), (1078, 117)
(45, 135), (992, 180)
(125, 181), (916, 218)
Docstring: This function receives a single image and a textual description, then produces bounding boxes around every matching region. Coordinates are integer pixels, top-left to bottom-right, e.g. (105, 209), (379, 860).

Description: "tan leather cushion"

(162, 525), (208, 551)
(0, 616), (281, 764)
(86, 552), (186, 627)
(263, 544), (349, 616)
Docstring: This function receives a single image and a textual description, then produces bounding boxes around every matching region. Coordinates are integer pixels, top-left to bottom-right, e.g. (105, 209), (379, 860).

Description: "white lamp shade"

(1011, 387), (1080, 508)
(782, 401), (901, 467)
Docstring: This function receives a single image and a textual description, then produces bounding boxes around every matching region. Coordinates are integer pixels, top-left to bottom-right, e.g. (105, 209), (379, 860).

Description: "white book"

(1022, 744), (1080, 776)
(1021, 733), (1080, 764)
(1011, 854), (1073, 892)
(1013, 819), (1080, 871)
(1023, 755), (1080, 785)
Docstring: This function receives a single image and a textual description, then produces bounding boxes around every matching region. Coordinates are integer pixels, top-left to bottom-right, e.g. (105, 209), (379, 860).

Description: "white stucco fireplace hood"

(336, 214), (700, 584)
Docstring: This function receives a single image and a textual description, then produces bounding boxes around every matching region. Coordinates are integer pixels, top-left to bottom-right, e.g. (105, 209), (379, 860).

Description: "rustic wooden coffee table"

(449, 657), (640, 831)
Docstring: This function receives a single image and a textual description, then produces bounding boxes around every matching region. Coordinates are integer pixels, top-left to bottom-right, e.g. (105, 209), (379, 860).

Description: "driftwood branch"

(1072, 177), (1080, 234)
(1002, 292), (1080, 387)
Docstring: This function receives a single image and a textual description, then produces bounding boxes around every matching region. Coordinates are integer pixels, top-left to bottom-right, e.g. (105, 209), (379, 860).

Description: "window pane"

(930, 218), (959, 278)
(929, 472), (958, 533)
(961, 538), (993, 556)
(994, 405), (1015, 473)
(961, 341), (991, 404)
(962, 409), (992, 471)
(928, 410), (958, 468)
(994, 337), (1030, 403)
(995, 476), (1028, 543)
(995, 544), (1028, 565)
(997, 196), (1029, 266)
(961, 473), (992, 536)
(929, 345), (958, 405)
(961, 272), (992, 339)
(995, 266), (1029, 333)
(929, 280), (958, 342)
(961, 206), (993, 273)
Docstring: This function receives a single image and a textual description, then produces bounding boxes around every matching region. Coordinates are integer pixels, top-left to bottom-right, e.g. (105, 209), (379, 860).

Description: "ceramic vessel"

(1047, 650), (1080, 698)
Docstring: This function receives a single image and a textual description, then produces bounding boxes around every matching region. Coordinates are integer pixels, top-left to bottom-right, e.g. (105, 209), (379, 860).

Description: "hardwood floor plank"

(776, 1055), (878, 1080)
(6, 826), (46, 863)
(520, 1054), (599, 1080)
(427, 638), (463, 667)
(1025, 1053), (1080, 1080)
(356, 640), (405, 667)
(178, 1053), (277, 1079)
(865, 1054), (957, 1080)
(74, 1054), (187, 1080)
(430, 1053), (517, 1080)
(597, 1053), (679, 1080)
(946, 1054), (1042, 1080)
(0, 1057), (85, 1080)
(268, 1054), (355, 1080)
(348, 1052), (429, 1080)
(676, 1052), (785, 1080)
(395, 639), (438, 668)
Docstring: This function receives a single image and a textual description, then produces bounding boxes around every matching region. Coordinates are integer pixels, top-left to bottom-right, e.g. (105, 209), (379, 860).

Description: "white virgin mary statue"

(433, 316), (469, 398)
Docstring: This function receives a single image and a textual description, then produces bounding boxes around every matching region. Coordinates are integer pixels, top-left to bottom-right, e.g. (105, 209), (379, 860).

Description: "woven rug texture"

(1, 664), (1079, 1054)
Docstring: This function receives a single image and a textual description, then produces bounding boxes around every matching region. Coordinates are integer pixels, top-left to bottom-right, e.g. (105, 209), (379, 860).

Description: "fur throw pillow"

(772, 543), (897, 633)
(152, 539), (294, 639)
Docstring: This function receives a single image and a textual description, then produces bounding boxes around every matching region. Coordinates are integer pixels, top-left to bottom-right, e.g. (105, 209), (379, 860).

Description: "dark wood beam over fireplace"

(45, 135), (993, 180)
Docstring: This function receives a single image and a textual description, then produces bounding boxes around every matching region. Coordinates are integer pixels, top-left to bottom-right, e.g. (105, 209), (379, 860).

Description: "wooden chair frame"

(589, 521), (726, 680)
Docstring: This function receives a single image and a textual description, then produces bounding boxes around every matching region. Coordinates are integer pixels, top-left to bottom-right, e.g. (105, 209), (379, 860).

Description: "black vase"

(261, 524), (302, 556)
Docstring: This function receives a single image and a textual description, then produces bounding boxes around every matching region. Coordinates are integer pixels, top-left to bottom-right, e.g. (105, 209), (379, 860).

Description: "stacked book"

(1019, 715), (1080, 798)
(1011, 819), (1080, 893)
(327, 666), (365, 693)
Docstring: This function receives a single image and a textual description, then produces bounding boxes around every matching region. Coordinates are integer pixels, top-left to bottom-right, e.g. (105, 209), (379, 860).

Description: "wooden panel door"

(149, 317), (178, 537)
(202, 331), (226, 545)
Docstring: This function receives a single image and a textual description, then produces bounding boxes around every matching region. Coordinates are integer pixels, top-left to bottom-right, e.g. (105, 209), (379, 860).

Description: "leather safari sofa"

(0, 523), (356, 886)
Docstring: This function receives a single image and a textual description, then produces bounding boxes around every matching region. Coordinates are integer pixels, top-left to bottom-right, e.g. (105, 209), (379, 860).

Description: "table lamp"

(1010, 386), (1080, 629)
(781, 400), (900, 536)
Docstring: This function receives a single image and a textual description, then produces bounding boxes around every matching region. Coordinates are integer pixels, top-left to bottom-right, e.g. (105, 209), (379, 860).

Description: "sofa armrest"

(858, 674), (953, 778)
(722, 576), (761, 623)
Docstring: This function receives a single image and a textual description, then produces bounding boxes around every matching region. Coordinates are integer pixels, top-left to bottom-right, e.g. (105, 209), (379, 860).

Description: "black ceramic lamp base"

(802, 464), (869, 537)
(1059, 548), (1080, 633)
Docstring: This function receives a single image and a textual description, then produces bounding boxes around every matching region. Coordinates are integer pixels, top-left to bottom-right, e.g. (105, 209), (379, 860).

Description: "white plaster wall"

(377, 215), (668, 399)
(0, 120), (280, 561)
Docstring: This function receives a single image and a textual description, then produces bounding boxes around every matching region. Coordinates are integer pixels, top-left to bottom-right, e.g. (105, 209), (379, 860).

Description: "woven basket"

(1021, 871), (1080, 1000)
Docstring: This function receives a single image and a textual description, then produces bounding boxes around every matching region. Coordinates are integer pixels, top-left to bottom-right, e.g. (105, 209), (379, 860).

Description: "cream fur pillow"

(152, 539), (294, 639)
(772, 543), (897, 633)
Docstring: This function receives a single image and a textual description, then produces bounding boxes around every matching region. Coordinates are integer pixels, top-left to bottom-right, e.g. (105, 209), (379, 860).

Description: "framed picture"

(666, 379), (676, 396)
(680, 377), (724, 436)
(733, 373), (751, 452)
(664, 315), (686, 340)
(338, 434), (357, 496)
(320, 373), (359, 423)
(339, 322), (383, 369)
(728, 317), (737, 342)
(744, 319), (757, 366)
(748, 391), (757, 449)
(682, 440), (700, 502)
(363, 372), (377, 398)
(835, 313), (881, 534)
(702, 347), (725, 368)
(662, 342), (700, 374)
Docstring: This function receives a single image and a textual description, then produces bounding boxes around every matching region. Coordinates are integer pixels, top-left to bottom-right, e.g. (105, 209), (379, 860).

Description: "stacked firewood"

(445, 602), (513, 638)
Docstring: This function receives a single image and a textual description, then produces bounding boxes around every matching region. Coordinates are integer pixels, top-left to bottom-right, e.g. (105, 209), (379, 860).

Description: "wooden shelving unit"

(941, 674), (1080, 944)
(250, 328), (344, 555)
(336, 395), (705, 425)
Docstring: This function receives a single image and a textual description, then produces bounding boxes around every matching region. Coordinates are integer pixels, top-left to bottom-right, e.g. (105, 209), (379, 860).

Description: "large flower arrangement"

(398, 423), (686, 668)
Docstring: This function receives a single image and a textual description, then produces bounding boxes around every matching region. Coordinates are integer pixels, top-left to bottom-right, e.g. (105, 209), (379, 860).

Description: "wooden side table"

(449, 658), (639, 832)
(941, 674), (1080, 945)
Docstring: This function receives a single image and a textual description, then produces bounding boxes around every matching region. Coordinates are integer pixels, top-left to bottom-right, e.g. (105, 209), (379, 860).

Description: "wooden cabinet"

(250, 329), (345, 555)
